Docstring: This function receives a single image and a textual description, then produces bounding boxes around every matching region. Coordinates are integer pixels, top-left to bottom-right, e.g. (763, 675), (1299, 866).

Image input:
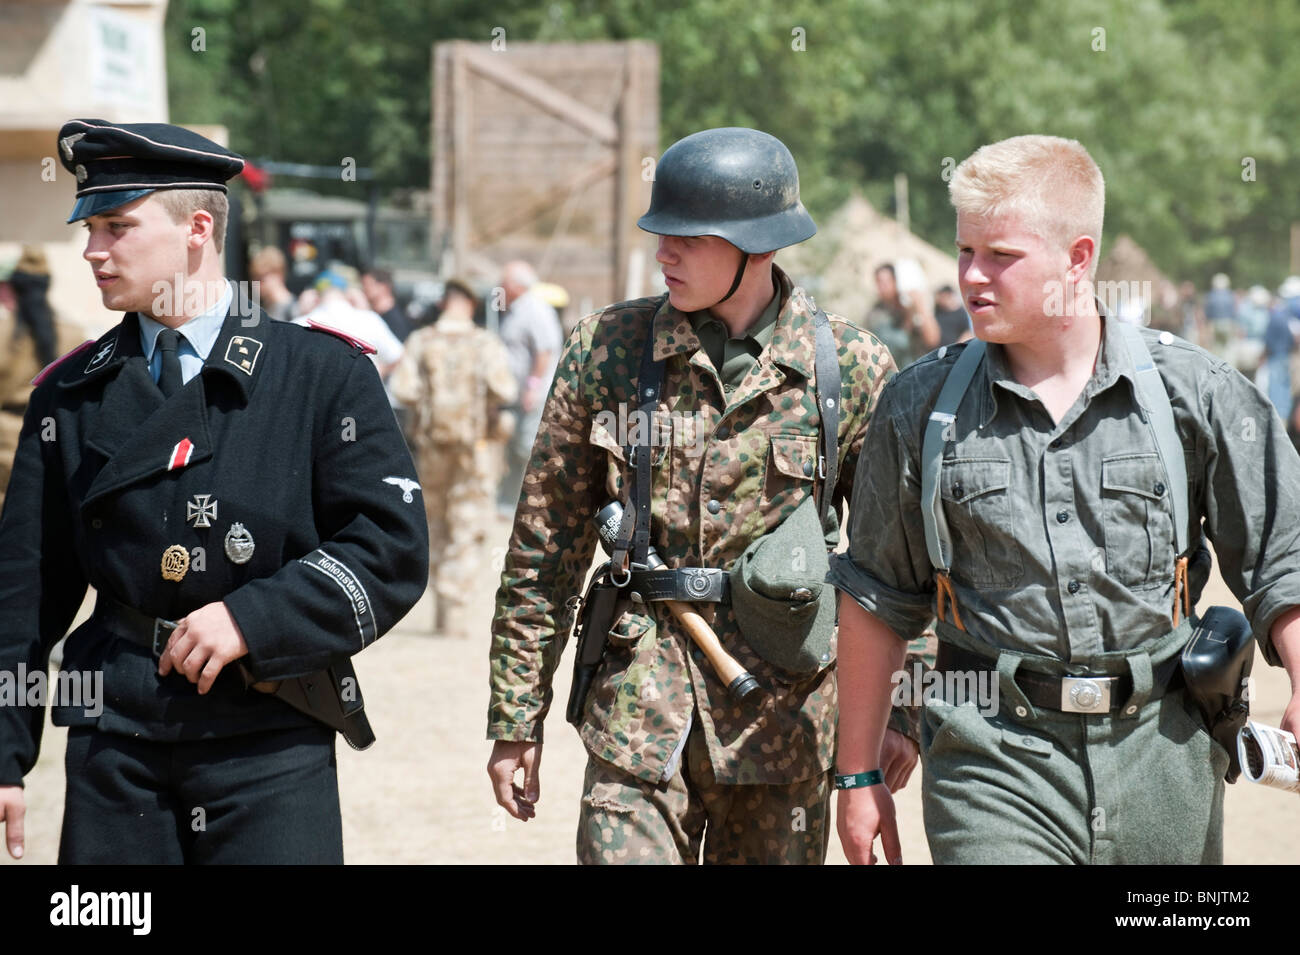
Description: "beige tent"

(1093, 234), (1183, 330)
(1095, 234), (1170, 292)
(781, 194), (960, 324)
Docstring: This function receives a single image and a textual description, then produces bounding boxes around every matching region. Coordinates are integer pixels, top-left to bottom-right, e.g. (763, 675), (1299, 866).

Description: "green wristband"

(834, 769), (885, 789)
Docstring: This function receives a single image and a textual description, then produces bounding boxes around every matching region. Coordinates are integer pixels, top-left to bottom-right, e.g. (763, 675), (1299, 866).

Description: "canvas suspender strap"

(609, 304), (668, 583)
(1118, 325), (1189, 554)
(1118, 323), (1192, 622)
(812, 307), (842, 528)
(920, 328), (1192, 627)
(920, 340), (987, 630)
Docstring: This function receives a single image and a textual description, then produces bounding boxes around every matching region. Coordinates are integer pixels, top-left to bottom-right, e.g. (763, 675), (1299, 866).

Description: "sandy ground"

(4, 519), (1297, 865)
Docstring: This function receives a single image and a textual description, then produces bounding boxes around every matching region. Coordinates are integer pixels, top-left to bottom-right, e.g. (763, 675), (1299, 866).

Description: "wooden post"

(615, 46), (640, 303)
(451, 42), (471, 277)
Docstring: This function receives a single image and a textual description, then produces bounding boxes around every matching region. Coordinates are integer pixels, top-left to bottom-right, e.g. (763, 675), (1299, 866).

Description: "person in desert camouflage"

(391, 278), (516, 637)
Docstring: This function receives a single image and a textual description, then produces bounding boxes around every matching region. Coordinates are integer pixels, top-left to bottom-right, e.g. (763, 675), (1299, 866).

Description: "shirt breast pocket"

(1101, 453), (1175, 589)
(588, 414), (667, 503)
(763, 433), (818, 508)
(939, 457), (1023, 589)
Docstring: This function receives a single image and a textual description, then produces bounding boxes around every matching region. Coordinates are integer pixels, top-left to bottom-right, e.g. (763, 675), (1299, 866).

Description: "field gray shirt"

(828, 316), (1300, 665)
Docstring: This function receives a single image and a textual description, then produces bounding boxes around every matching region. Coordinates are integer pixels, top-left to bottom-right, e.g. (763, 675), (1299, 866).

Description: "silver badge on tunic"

(224, 522), (255, 564)
(187, 494), (218, 528)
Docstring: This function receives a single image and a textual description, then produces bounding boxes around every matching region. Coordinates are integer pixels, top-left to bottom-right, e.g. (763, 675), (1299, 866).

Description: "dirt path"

(5, 524), (1296, 864)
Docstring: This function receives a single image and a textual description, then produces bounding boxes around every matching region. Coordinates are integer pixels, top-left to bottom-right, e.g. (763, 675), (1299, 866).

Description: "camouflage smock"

(488, 266), (896, 785)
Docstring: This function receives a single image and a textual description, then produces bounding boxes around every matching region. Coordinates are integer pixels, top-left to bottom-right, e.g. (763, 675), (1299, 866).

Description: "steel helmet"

(638, 127), (817, 253)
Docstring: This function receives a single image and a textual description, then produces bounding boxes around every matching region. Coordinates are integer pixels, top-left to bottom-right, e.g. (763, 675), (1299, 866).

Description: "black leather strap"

(629, 567), (730, 604)
(812, 306), (841, 528)
(620, 303), (668, 570)
(93, 593), (178, 657)
(935, 641), (1183, 715)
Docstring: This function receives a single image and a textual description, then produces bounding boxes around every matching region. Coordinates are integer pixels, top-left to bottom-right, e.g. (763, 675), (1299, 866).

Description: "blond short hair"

(950, 135), (1104, 270)
(153, 188), (230, 255)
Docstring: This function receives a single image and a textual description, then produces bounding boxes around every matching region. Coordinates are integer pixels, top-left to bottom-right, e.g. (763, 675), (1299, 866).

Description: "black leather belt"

(628, 567), (730, 604)
(90, 595), (375, 750)
(93, 594), (179, 658)
(935, 641), (1183, 715)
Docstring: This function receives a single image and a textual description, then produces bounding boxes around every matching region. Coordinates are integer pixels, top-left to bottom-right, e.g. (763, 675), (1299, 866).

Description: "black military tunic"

(0, 300), (428, 786)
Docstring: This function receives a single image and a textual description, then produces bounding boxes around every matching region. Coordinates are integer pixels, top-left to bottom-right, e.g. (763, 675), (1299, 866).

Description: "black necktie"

(156, 328), (183, 398)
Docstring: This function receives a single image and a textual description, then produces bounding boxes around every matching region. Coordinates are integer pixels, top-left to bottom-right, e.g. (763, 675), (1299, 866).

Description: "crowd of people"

(861, 260), (1300, 449)
(240, 251), (568, 636)
(0, 119), (1297, 868)
(5, 238), (1300, 640)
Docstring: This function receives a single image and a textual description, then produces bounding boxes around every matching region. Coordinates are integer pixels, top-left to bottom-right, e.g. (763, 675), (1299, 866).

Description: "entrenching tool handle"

(596, 500), (766, 706)
(666, 600), (766, 704)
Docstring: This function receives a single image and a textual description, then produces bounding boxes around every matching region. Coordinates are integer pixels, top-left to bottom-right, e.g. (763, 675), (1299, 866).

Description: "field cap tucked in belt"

(730, 495), (835, 677)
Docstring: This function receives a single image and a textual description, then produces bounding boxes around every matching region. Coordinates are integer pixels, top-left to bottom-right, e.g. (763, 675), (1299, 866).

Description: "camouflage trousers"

(417, 440), (498, 614)
(576, 719), (830, 865)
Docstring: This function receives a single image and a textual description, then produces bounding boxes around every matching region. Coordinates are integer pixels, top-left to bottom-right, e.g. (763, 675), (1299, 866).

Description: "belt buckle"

(152, 618), (179, 658)
(1060, 676), (1114, 713)
(686, 569), (712, 599)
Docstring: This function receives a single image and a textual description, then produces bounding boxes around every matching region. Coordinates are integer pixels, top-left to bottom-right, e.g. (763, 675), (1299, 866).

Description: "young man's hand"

(881, 728), (919, 791)
(837, 783), (901, 865)
(158, 601), (249, 694)
(0, 786), (25, 859)
(488, 741), (542, 821)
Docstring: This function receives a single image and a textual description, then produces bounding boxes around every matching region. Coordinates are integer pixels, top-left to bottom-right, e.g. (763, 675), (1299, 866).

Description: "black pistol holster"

(564, 561), (625, 726)
(1181, 605), (1254, 782)
(263, 658), (375, 751)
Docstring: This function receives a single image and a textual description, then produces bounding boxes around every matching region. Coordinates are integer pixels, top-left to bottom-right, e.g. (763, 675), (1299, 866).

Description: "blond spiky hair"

(950, 135), (1104, 273)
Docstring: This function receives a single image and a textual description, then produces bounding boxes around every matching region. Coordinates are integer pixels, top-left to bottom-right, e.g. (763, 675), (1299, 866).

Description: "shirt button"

(1056, 510), (1069, 524)
(707, 499), (721, 515)
(802, 461), (814, 477)
(716, 425), (729, 440)
(91, 518), (103, 529)
(1153, 482), (1165, 496)
(1068, 580), (1081, 595)
(952, 483), (965, 498)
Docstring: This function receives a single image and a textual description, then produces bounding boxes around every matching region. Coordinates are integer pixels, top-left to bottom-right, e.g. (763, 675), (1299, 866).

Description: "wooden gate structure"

(431, 40), (660, 318)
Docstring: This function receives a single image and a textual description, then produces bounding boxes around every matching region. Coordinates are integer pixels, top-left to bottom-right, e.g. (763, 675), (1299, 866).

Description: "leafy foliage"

(164, 0), (1300, 283)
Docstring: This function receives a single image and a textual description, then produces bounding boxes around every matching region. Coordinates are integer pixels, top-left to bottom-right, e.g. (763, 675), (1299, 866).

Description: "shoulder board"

(31, 340), (97, 386)
(306, 319), (377, 355)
